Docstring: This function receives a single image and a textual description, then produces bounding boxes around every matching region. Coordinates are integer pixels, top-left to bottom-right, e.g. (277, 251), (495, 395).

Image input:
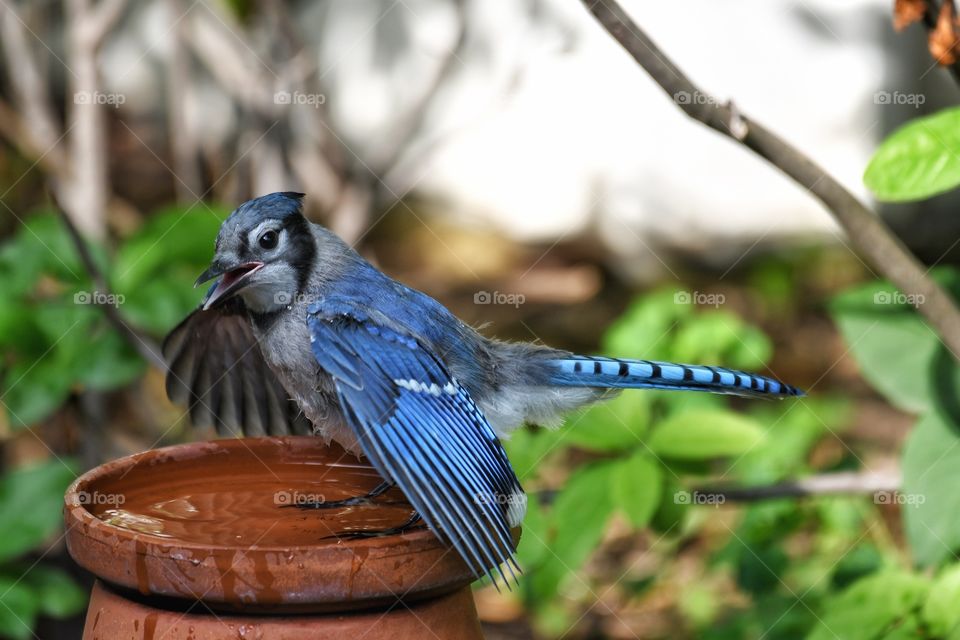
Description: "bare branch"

(581, 0), (960, 360)
(61, 0), (129, 239)
(0, 98), (62, 175)
(692, 471), (901, 502)
(166, 0), (203, 199)
(0, 1), (66, 171)
(84, 0), (127, 46)
(186, 7), (276, 114)
(374, 0), (469, 182)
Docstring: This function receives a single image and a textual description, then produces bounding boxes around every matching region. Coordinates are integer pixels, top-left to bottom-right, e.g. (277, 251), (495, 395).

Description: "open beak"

(196, 260), (264, 310)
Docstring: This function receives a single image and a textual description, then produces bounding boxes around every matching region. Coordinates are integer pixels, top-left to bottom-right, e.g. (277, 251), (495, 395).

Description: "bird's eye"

(259, 230), (279, 250)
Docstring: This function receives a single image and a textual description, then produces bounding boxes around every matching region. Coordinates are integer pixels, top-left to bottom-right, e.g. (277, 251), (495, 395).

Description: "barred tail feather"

(546, 356), (804, 398)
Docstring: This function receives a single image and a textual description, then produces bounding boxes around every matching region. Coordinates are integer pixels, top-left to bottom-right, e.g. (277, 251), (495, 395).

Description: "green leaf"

(3, 359), (73, 427)
(678, 582), (719, 628)
(736, 543), (788, 596)
(0, 213), (88, 289)
(112, 205), (228, 292)
(0, 300), (40, 352)
(529, 462), (616, 602)
(21, 565), (87, 618)
(648, 410), (766, 460)
(564, 392), (650, 452)
(864, 107), (960, 201)
(78, 329), (145, 391)
(515, 497), (550, 569)
(611, 451), (661, 528)
(0, 576), (38, 640)
(739, 398), (849, 484)
(880, 614), (922, 640)
(831, 545), (883, 591)
(602, 288), (692, 360)
(0, 460), (77, 562)
(116, 272), (205, 334)
(672, 311), (771, 369)
(922, 564), (960, 636)
(902, 412), (960, 567)
(502, 428), (565, 482)
(831, 283), (939, 413)
(649, 476), (687, 534)
(806, 570), (928, 640)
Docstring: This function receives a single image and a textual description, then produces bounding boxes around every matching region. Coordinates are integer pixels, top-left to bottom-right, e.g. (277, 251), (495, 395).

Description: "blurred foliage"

(504, 287), (856, 636)
(0, 204), (227, 638)
(0, 205), (227, 427)
(0, 460), (84, 639)
(831, 268), (960, 569)
(770, 266), (960, 640)
(504, 267), (960, 638)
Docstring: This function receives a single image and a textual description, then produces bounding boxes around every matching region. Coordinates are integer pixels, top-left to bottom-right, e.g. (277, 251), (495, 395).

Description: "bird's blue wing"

(306, 305), (524, 586)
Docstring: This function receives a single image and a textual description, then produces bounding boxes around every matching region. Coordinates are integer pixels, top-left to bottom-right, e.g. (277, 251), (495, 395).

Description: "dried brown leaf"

(929, 1), (960, 65)
(894, 0), (927, 31)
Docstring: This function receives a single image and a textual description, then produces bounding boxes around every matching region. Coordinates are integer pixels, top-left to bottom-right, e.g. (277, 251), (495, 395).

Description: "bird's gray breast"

(253, 305), (362, 454)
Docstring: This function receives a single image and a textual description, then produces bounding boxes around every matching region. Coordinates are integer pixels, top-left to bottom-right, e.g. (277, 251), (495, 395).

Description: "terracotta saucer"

(64, 437), (475, 613)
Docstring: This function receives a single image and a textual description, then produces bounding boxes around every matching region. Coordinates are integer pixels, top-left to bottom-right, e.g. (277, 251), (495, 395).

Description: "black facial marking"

(284, 213), (317, 292)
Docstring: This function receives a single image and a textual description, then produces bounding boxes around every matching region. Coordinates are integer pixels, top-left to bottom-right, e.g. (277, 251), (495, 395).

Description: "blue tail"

(546, 356), (804, 398)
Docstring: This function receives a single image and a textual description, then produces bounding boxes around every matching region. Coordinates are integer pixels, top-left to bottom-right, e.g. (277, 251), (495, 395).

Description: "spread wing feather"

(163, 298), (311, 437)
(306, 307), (524, 587)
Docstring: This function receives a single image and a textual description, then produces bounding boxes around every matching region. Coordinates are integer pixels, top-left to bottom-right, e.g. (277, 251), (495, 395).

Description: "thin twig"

(0, 1), (67, 173)
(535, 470), (899, 505)
(375, 0), (469, 182)
(581, 0), (960, 360)
(692, 471), (901, 502)
(51, 190), (166, 369)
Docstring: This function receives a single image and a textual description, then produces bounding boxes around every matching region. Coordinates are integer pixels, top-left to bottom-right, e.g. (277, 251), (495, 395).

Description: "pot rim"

(63, 436), (478, 609)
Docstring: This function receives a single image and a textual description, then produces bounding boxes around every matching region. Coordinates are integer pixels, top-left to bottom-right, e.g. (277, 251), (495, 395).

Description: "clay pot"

(64, 437), (490, 639)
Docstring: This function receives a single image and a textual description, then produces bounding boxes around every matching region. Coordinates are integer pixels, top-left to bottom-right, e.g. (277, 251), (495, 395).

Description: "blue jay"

(163, 192), (803, 586)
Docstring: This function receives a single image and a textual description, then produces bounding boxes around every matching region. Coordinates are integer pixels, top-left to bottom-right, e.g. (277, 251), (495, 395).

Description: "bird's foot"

(282, 481), (394, 510)
(329, 512), (425, 540)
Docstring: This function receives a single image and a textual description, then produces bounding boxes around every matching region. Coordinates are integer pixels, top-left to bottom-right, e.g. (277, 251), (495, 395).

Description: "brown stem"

(692, 471), (900, 502)
(581, 0), (960, 360)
